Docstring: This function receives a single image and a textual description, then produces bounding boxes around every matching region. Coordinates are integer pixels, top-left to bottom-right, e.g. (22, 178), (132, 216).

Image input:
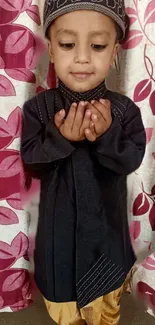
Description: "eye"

(91, 44), (107, 51)
(59, 42), (75, 50)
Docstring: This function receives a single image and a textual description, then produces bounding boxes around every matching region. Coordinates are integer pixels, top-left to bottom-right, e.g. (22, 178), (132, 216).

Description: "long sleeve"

(91, 101), (146, 175)
(21, 98), (75, 171)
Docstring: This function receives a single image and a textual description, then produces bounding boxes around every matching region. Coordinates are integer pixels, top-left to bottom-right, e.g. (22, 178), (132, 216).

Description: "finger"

(87, 106), (106, 135)
(73, 101), (86, 133)
(86, 102), (109, 134)
(91, 112), (107, 135)
(92, 99), (111, 120)
(88, 104), (103, 134)
(86, 103), (102, 120)
(91, 101), (106, 121)
(90, 121), (95, 133)
(91, 100), (112, 133)
(65, 103), (77, 130)
(85, 128), (96, 142)
(100, 99), (111, 109)
(54, 109), (66, 129)
(80, 109), (92, 132)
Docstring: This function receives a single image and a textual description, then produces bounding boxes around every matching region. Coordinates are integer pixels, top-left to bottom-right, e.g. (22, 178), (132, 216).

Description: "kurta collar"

(58, 79), (107, 104)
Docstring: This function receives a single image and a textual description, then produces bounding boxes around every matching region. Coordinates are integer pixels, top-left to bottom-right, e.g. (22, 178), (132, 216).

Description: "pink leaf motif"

(137, 282), (155, 307)
(10, 280), (32, 311)
(134, 79), (152, 102)
(144, 0), (155, 25)
(7, 106), (22, 138)
(0, 242), (16, 271)
(2, 270), (25, 292)
(150, 90), (155, 115)
(145, 128), (153, 144)
(0, 0), (32, 11)
(25, 47), (35, 69)
(0, 75), (16, 97)
(146, 12), (155, 25)
(5, 68), (36, 84)
(0, 296), (4, 309)
(26, 5), (41, 25)
(5, 30), (29, 54)
(0, 174), (20, 201)
(0, 134), (12, 150)
(0, 207), (19, 225)
(47, 63), (56, 89)
(130, 221), (141, 240)
(0, 269), (32, 309)
(149, 204), (155, 231)
(0, 153), (21, 178)
(0, 242), (12, 259)
(10, 300), (25, 311)
(7, 193), (23, 210)
(0, 57), (5, 69)
(11, 299), (30, 312)
(21, 281), (31, 297)
(153, 153), (155, 160)
(0, 7), (20, 25)
(126, 7), (137, 25)
(0, 150), (21, 179)
(36, 86), (46, 94)
(133, 193), (150, 216)
(0, 118), (9, 137)
(145, 54), (154, 80)
(11, 232), (29, 259)
(25, 35), (46, 69)
(122, 30), (143, 50)
(142, 256), (155, 270)
(0, 234), (28, 270)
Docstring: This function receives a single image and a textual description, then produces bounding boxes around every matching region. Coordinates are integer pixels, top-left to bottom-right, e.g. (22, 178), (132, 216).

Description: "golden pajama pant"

(44, 284), (125, 325)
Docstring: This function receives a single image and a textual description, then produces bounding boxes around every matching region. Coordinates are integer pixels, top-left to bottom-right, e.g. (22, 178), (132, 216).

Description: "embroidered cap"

(43, 0), (127, 40)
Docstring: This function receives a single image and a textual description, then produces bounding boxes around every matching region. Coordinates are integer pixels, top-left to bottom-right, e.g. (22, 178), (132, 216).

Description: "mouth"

(71, 72), (93, 80)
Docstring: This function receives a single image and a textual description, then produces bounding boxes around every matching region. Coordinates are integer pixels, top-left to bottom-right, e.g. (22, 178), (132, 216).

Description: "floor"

(0, 294), (154, 325)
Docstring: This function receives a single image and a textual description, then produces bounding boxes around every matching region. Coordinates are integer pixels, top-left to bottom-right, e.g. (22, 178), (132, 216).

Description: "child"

(21, 0), (146, 324)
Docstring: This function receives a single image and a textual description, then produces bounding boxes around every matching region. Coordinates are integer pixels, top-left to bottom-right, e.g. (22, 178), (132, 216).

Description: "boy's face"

(48, 10), (119, 92)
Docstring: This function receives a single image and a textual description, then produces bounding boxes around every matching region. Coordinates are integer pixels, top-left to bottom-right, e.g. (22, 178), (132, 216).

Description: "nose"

(74, 44), (91, 64)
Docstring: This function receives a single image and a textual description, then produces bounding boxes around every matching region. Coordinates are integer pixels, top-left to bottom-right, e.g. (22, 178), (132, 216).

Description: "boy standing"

(21, 1), (146, 324)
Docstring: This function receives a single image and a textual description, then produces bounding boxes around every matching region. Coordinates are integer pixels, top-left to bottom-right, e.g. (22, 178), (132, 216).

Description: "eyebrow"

(56, 29), (76, 36)
(56, 29), (110, 37)
(89, 30), (110, 37)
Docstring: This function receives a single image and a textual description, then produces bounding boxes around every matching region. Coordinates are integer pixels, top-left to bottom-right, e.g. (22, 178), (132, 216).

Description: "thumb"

(54, 109), (65, 129)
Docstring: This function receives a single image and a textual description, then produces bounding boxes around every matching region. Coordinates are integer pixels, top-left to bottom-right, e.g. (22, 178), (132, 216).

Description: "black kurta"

(21, 81), (146, 308)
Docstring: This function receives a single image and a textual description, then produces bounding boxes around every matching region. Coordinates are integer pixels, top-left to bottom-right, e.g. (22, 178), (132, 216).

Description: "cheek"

(54, 51), (71, 66)
(96, 55), (112, 72)
(53, 53), (71, 74)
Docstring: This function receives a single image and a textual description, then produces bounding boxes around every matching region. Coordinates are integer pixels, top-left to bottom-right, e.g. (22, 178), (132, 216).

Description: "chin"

(66, 80), (101, 93)
(70, 85), (91, 93)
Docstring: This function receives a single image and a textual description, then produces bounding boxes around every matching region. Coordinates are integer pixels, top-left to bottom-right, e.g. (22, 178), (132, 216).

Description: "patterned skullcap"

(43, 0), (127, 40)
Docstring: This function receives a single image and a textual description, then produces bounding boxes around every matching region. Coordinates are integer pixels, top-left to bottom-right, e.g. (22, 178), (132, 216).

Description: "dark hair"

(46, 25), (51, 40)
(115, 24), (122, 42)
(120, 14), (129, 44)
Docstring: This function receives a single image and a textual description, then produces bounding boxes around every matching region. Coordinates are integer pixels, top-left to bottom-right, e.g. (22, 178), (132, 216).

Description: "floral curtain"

(125, 0), (155, 316)
(107, 0), (155, 316)
(0, 0), (47, 312)
(0, 0), (155, 316)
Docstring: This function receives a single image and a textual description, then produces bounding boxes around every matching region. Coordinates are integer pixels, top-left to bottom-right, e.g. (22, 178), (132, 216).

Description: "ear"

(48, 41), (54, 63)
(111, 43), (120, 66)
